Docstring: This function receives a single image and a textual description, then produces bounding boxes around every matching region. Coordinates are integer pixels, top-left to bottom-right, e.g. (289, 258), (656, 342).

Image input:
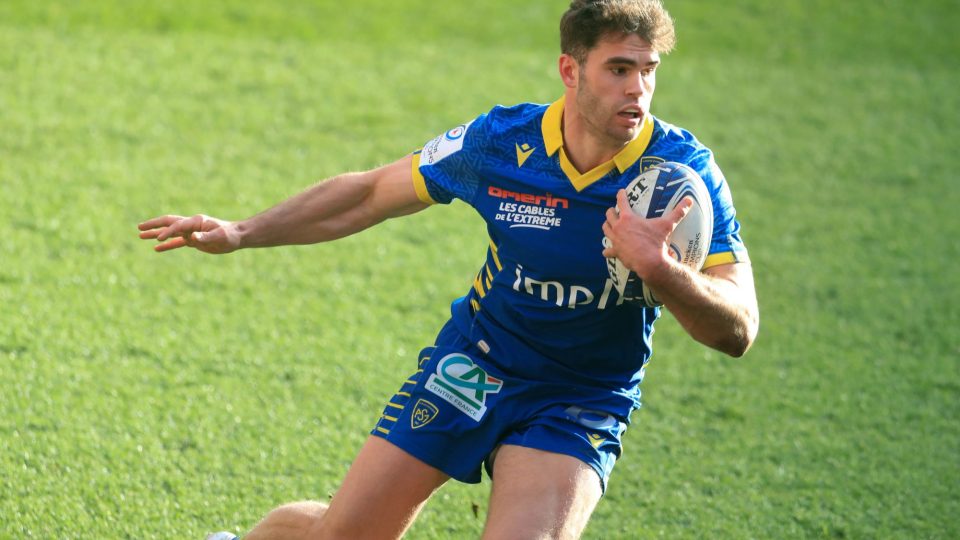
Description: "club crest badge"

(411, 399), (439, 429)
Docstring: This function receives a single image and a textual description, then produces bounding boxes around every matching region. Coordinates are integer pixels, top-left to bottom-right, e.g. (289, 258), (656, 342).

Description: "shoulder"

(475, 102), (550, 136)
(650, 117), (713, 161)
(649, 116), (723, 183)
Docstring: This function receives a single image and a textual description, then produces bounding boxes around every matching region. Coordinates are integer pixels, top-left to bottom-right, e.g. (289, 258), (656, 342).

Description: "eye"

(610, 66), (628, 76)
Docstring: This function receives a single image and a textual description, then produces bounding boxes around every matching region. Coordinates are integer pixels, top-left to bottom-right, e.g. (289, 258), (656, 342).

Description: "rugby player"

(140, 1), (759, 538)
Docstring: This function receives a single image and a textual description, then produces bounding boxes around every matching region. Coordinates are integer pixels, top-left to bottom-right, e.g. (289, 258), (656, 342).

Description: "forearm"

(645, 261), (759, 357)
(236, 156), (426, 249)
(237, 172), (378, 248)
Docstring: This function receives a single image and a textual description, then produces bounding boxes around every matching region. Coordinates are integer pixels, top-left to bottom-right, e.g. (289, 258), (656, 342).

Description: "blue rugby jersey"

(411, 97), (748, 413)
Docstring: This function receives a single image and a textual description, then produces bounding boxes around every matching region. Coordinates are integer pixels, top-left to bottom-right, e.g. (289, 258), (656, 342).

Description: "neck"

(561, 90), (629, 173)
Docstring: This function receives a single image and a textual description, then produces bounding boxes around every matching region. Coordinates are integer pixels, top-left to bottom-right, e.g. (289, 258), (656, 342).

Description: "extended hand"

(601, 189), (693, 279)
(138, 214), (241, 254)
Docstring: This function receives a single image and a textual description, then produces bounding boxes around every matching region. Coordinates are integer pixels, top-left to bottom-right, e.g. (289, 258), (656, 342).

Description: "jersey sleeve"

(411, 112), (490, 205)
(690, 150), (750, 269)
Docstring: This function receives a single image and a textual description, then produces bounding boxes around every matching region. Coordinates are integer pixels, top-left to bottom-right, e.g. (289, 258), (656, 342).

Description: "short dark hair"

(560, 0), (676, 63)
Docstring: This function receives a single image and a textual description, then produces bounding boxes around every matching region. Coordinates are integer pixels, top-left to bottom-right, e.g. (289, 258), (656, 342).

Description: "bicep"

(366, 154), (431, 221)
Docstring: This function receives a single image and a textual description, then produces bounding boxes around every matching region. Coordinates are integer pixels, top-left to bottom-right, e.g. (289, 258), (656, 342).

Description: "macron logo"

(515, 142), (535, 168)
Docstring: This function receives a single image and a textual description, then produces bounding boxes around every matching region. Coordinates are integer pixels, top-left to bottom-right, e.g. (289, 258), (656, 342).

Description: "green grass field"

(1, 0), (958, 538)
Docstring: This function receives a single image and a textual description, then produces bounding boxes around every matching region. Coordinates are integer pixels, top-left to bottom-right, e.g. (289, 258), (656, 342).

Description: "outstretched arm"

(138, 155), (428, 253)
(602, 190), (759, 357)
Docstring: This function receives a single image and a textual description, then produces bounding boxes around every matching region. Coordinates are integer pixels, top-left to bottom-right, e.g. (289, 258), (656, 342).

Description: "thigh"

(482, 444), (603, 540)
(313, 436), (450, 540)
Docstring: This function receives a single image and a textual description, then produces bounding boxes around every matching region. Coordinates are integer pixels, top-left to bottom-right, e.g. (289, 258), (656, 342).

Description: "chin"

(607, 128), (638, 145)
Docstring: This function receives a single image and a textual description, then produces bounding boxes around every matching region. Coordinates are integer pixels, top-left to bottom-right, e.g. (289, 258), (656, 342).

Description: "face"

(565, 33), (661, 147)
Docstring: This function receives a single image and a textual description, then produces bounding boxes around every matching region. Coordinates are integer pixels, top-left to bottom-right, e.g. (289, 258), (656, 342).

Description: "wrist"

(234, 219), (253, 249)
(637, 254), (682, 290)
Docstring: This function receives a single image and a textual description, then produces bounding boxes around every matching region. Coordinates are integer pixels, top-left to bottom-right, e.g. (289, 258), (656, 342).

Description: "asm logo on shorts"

(411, 399), (439, 429)
(425, 353), (503, 422)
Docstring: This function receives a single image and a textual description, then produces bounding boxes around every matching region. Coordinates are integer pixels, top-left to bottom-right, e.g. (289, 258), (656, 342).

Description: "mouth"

(616, 106), (644, 125)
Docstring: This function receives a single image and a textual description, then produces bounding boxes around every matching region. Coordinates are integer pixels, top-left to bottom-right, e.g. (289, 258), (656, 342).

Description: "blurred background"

(1, 1), (957, 537)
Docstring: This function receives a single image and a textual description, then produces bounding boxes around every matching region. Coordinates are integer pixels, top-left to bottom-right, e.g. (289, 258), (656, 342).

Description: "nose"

(625, 73), (646, 97)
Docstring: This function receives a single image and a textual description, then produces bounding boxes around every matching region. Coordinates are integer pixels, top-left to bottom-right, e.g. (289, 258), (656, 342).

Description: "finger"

(138, 215), (185, 231)
(668, 197), (694, 224)
(156, 215), (202, 242)
(154, 237), (187, 252)
(139, 229), (163, 240)
(181, 232), (197, 248)
(605, 206), (619, 223)
(601, 230), (616, 258)
(615, 189), (631, 213)
(602, 220), (613, 237)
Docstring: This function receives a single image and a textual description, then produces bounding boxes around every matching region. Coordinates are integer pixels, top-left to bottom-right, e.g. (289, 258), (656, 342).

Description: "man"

(140, 1), (759, 538)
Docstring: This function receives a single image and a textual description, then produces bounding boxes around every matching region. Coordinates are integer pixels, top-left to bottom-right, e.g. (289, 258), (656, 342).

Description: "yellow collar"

(541, 96), (654, 191)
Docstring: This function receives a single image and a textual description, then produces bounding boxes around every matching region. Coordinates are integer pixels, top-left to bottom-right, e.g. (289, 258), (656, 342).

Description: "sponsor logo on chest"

(488, 186), (569, 231)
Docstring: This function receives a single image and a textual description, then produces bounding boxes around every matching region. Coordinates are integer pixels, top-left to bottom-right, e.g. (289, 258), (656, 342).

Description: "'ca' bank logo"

(425, 353), (503, 422)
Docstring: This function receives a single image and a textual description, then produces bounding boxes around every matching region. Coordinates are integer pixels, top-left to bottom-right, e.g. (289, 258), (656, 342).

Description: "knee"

(272, 500), (328, 521)
(245, 501), (328, 540)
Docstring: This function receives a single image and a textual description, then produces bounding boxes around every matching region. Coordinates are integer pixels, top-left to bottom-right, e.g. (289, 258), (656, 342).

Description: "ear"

(558, 54), (579, 89)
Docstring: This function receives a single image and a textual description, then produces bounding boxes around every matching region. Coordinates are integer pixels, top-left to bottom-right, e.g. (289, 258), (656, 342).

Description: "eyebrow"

(603, 56), (660, 68)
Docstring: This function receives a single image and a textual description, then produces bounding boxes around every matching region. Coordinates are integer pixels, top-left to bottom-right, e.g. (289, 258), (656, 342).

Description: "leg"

(245, 436), (450, 540)
(481, 445), (603, 540)
(243, 501), (328, 540)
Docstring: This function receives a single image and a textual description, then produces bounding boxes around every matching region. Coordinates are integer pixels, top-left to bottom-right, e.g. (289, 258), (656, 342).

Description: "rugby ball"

(604, 162), (714, 307)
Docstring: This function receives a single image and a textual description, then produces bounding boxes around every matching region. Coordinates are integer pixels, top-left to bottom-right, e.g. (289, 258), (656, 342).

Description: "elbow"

(729, 314), (760, 358)
(713, 312), (759, 358)
(723, 336), (752, 358)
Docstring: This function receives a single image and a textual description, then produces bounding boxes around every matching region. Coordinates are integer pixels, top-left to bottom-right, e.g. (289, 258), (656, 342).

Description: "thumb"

(194, 228), (224, 243)
(669, 196), (695, 225)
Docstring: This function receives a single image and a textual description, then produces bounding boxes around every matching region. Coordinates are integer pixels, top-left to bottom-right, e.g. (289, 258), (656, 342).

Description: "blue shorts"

(370, 322), (628, 492)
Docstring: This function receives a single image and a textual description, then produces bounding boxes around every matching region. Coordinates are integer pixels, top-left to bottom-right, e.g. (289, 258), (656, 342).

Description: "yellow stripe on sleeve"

(489, 240), (503, 270)
(473, 274), (486, 297)
(702, 251), (750, 270)
(410, 152), (438, 205)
